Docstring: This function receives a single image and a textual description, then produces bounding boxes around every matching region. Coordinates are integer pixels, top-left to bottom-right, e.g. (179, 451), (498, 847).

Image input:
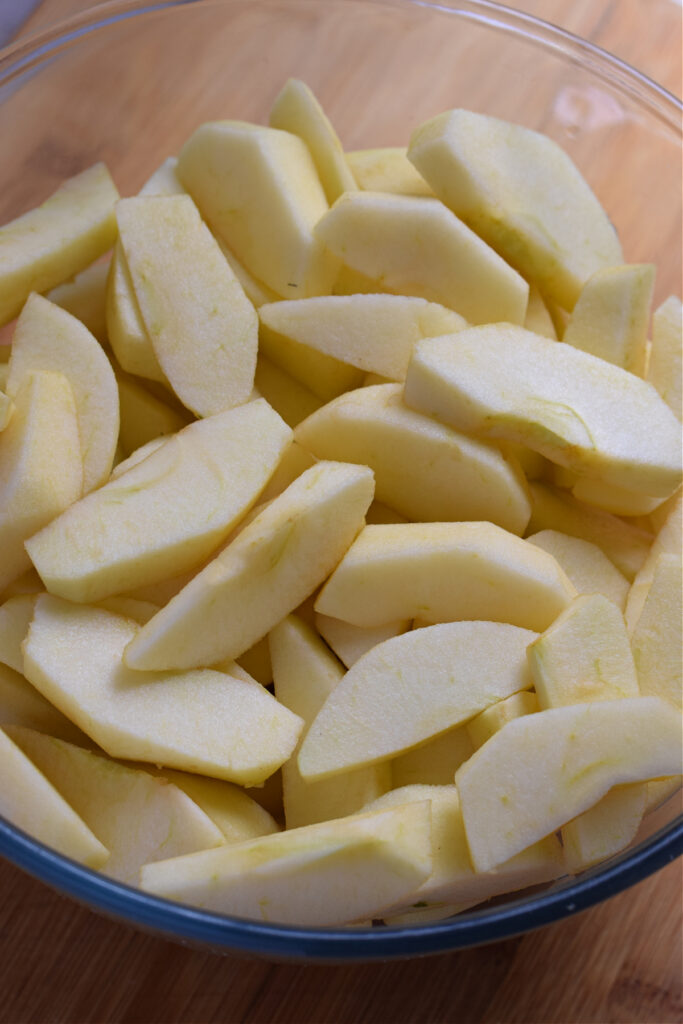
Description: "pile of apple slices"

(0, 79), (681, 929)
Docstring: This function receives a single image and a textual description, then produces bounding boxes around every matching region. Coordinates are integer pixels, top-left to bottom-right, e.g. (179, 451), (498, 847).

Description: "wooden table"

(1, 2), (682, 1022)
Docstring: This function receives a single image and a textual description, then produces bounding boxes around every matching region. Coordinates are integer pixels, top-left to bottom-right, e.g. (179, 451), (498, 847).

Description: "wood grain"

(1, 3), (682, 1022)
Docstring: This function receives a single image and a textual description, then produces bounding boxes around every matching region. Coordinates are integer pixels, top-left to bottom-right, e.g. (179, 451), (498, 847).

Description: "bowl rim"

(0, 0), (681, 960)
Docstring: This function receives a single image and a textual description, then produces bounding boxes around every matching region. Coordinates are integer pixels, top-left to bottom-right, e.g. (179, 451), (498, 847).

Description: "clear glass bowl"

(0, 0), (680, 961)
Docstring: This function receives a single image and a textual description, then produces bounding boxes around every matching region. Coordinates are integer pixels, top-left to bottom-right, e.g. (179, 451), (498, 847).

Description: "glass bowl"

(0, 0), (681, 961)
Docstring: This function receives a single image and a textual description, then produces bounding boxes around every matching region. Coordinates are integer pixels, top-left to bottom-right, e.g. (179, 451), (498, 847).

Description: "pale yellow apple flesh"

(0, 163), (119, 326)
(315, 522), (575, 630)
(295, 383), (531, 533)
(390, 727), (474, 789)
(23, 596), (303, 786)
(466, 691), (538, 751)
(456, 697), (682, 871)
(315, 191), (529, 325)
(404, 325), (682, 498)
(8, 293), (119, 493)
(630, 554), (682, 710)
(345, 148), (433, 197)
(48, 257), (110, 342)
(526, 530), (629, 610)
(0, 662), (88, 745)
(314, 613), (410, 669)
(124, 462), (374, 671)
(298, 621), (537, 780)
(26, 399), (291, 603)
(117, 195), (258, 417)
(140, 801), (432, 926)
(648, 296), (682, 421)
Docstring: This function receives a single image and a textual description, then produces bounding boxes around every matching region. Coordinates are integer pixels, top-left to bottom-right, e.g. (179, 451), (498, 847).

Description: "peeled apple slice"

(0, 162), (119, 326)
(269, 615), (390, 829)
(404, 325), (682, 498)
(9, 727), (225, 884)
(315, 522), (575, 631)
(26, 399), (292, 603)
(47, 257), (110, 342)
(0, 726), (108, 868)
(0, 662), (88, 745)
(297, 621), (537, 780)
(258, 294), (466, 382)
(390, 726), (473, 788)
(408, 108), (622, 309)
(106, 240), (166, 383)
(117, 195), (258, 417)
(466, 691), (538, 751)
(0, 595), (36, 674)
(630, 554), (682, 710)
(124, 462), (374, 671)
(315, 191), (529, 325)
(8, 294), (119, 493)
(295, 383), (531, 533)
(140, 801), (432, 926)
(177, 121), (338, 298)
(269, 78), (357, 204)
(345, 148), (433, 197)
(456, 697), (683, 871)
(526, 530), (629, 611)
(648, 296), (682, 420)
(315, 613), (410, 669)
(23, 596), (303, 787)
(562, 264), (654, 375)
(0, 372), (82, 593)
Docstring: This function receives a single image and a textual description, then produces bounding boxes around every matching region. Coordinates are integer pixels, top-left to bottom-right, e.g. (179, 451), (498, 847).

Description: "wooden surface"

(1, 2), (682, 1022)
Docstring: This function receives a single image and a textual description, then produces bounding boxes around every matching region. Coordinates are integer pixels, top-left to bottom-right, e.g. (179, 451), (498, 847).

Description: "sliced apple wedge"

(0, 726), (108, 868)
(0, 163), (118, 326)
(315, 522), (574, 630)
(47, 257), (110, 342)
(8, 727), (226, 884)
(526, 530), (629, 610)
(117, 195), (258, 417)
(408, 109), (622, 309)
(124, 462), (374, 671)
(648, 296), (682, 420)
(106, 241), (167, 383)
(259, 294), (465, 382)
(563, 264), (655, 375)
(23, 596), (303, 786)
(456, 697), (682, 872)
(0, 662), (87, 745)
(116, 371), (190, 458)
(140, 800), (432, 926)
(296, 384), (531, 533)
(177, 121), (338, 298)
(0, 595), (36, 674)
(269, 78), (357, 204)
(466, 691), (538, 751)
(253, 356), (323, 428)
(390, 726), (473, 788)
(0, 372), (82, 592)
(26, 400), (291, 603)
(8, 294), (119, 492)
(346, 147), (433, 197)
(270, 615), (390, 829)
(315, 191), (528, 325)
(405, 325), (682, 498)
(315, 613), (410, 669)
(630, 554), (682, 710)
(298, 621), (536, 780)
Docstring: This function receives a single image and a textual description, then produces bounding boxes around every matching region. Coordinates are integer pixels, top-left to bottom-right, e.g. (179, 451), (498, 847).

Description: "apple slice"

(630, 554), (682, 710)
(106, 241), (167, 383)
(124, 462), (374, 671)
(527, 482), (652, 581)
(315, 191), (528, 325)
(0, 662), (87, 745)
(0, 372), (82, 592)
(405, 325), (682, 498)
(253, 356), (323, 428)
(269, 79), (357, 204)
(0, 595), (36, 674)
(140, 800), (432, 926)
(315, 522), (574, 630)
(48, 257), (110, 342)
(562, 783), (648, 873)
(23, 596), (303, 786)
(391, 727), (473, 789)
(648, 296), (682, 421)
(315, 613), (410, 669)
(177, 121), (338, 298)
(527, 530), (629, 610)
(298, 621), (536, 780)
(0, 726), (108, 868)
(456, 697), (682, 871)
(26, 399), (291, 603)
(9, 727), (226, 883)
(259, 315), (364, 403)
(563, 264), (654, 375)
(117, 195), (258, 417)
(625, 491), (681, 631)
(524, 286), (557, 340)
(0, 163), (118, 326)
(270, 615), (390, 829)
(364, 785), (564, 915)
(8, 294), (119, 492)
(408, 109), (622, 309)
(0, 389), (12, 430)
(570, 477), (665, 518)
(466, 691), (538, 751)
(528, 594), (639, 708)
(259, 294), (466, 383)
(295, 383), (531, 533)
(346, 148), (433, 197)
(116, 372), (190, 458)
